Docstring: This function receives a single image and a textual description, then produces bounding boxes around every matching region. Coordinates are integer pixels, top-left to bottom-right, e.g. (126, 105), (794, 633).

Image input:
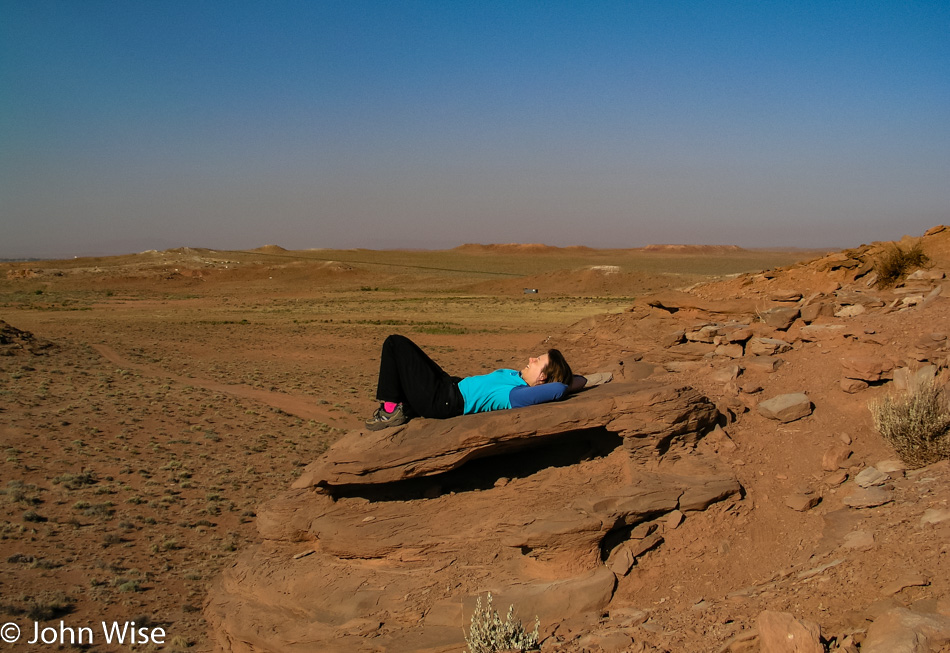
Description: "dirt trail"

(92, 344), (341, 424)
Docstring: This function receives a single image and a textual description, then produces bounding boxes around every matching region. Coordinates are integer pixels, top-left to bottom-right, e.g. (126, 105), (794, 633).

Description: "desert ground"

(1, 237), (948, 653)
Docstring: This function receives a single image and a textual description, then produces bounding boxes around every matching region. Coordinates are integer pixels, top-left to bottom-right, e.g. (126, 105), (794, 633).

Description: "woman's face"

(521, 353), (549, 386)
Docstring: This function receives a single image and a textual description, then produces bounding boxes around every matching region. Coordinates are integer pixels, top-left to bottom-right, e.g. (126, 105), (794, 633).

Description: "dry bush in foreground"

(874, 241), (929, 288)
(870, 378), (950, 467)
(466, 593), (540, 653)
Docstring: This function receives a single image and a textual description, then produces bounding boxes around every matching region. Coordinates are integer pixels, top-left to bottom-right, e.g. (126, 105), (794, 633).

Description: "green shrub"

(874, 241), (929, 288)
(465, 593), (540, 653)
(870, 379), (950, 467)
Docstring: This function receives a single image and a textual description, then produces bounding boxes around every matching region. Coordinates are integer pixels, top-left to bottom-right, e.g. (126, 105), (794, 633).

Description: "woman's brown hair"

(541, 348), (573, 386)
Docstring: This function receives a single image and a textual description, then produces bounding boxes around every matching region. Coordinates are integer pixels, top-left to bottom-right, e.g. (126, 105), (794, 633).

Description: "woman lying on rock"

(365, 333), (591, 430)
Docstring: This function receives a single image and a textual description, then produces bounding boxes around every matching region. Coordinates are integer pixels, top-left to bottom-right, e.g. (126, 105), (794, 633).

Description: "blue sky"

(2, 1), (948, 258)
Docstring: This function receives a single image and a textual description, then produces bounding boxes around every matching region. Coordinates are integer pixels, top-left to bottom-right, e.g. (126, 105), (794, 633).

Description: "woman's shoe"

(364, 403), (408, 430)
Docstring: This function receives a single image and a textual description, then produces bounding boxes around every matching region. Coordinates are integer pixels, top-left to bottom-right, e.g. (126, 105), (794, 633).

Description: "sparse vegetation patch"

(874, 241), (929, 287)
(465, 593), (540, 653)
(870, 378), (950, 467)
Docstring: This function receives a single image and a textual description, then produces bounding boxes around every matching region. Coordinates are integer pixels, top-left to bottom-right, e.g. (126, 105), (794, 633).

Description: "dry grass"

(870, 378), (950, 467)
(874, 241), (929, 288)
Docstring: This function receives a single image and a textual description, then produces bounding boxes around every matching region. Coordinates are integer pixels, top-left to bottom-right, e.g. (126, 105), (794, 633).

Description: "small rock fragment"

(756, 610), (823, 653)
(875, 459), (905, 475)
(799, 323), (846, 340)
(758, 393), (813, 423)
(718, 628), (759, 652)
(843, 486), (894, 509)
(824, 470), (849, 486)
(861, 607), (950, 653)
(686, 325), (720, 342)
(715, 343), (745, 358)
(840, 378), (869, 393)
(800, 302), (835, 323)
(893, 365), (938, 392)
(748, 337), (793, 356)
(918, 284), (943, 309)
(760, 307), (800, 330)
(835, 304), (866, 318)
(746, 355), (783, 373)
(630, 522), (658, 539)
(664, 361), (704, 373)
(628, 533), (663, 558)
(882, 574), (930, 595)
(921, 508), (950, 525)
(608, 607), (649, 627)
(704, 425), (739, 453)
(606, 544), (636, 576)
(786, 493), (820, 512)
(770, 290), (803, 302)
(577, 631), (634, 652)
(855, 467), (889, 488)
(822, 445), (852, 471)
(841, 356), (895, 382)
(661, 330), (686, 347)
(726, 326), (753, 342)
(710, 365), (741, 383)
(841, 530), (874, 550)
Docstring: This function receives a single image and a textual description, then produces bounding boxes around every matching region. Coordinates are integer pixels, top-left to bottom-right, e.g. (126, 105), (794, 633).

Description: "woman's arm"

(509, 382), (568, 408)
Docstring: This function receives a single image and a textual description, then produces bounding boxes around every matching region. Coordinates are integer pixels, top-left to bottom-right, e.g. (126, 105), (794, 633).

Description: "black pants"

(375, 334), (465, 419)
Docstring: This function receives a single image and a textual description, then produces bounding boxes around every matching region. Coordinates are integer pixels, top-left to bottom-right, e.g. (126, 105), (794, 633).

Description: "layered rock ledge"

(292, 380), (719, 488)
(207, 381), (738, 653)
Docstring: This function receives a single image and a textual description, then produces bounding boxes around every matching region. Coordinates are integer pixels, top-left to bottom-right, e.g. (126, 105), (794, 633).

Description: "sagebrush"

(874, 241), (929, 288)
(465, 593), (540, 653)
(870, 379), (950, 467)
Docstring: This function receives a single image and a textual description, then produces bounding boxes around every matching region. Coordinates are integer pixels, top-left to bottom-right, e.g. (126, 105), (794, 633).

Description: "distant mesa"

(453, 243), (593, 254)
(642, 244), (745, 253)
(252, 245), (289, 254)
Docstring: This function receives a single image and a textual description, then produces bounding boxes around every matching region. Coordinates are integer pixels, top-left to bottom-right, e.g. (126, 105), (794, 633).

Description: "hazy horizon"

(0, 239), (850, 263)
(2, 1), (948, 259)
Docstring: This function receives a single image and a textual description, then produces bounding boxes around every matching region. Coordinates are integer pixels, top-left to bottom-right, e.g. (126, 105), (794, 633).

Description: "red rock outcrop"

(207, 382), (736, 652)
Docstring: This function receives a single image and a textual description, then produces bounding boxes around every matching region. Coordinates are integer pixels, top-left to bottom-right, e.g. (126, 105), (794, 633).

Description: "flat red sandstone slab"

(292, 381), (718, 488)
